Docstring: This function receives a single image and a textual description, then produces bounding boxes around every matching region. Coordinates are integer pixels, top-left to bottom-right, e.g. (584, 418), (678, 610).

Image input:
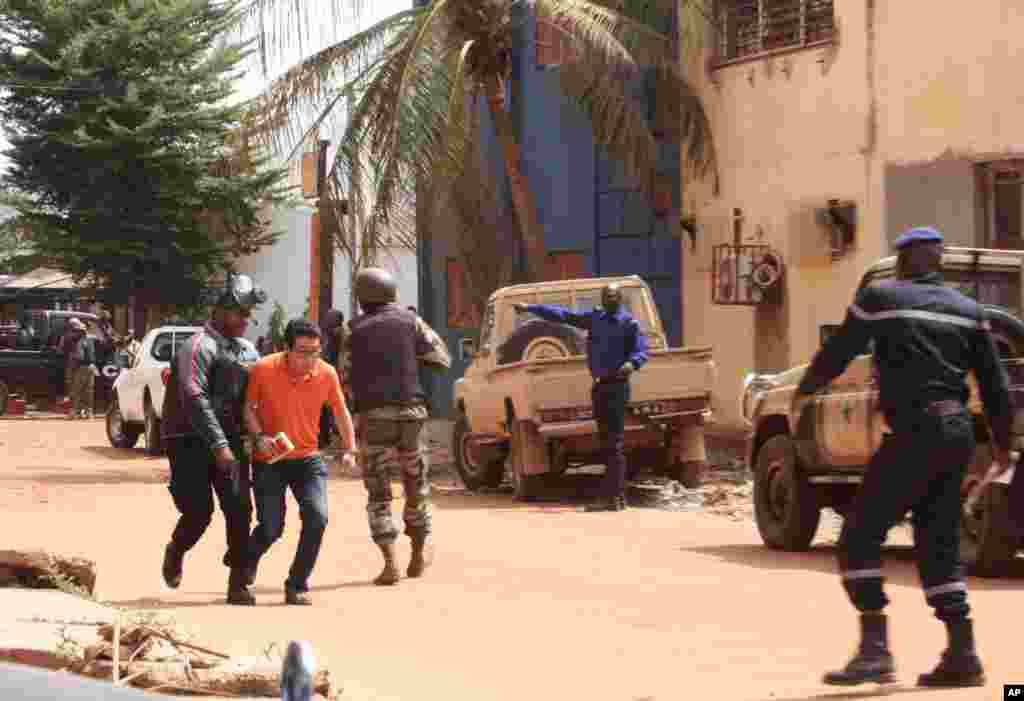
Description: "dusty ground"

(2, 417), (1024, 701)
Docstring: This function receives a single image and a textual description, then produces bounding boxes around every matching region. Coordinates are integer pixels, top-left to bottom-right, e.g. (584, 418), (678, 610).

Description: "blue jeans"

(247, 455), (329, 592)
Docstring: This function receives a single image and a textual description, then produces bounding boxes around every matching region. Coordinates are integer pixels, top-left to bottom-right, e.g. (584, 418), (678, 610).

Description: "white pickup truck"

(106, 326), (199, 455)
(106, 326), (260, 455)
(453, 275), (716, 500)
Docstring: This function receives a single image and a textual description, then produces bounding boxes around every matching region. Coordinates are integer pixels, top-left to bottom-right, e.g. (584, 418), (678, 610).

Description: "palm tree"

(239, 0), (718, 283)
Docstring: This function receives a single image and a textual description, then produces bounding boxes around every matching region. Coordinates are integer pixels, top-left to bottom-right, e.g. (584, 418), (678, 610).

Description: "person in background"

(159, 274), (266, 605)
(244, 318), (356, 605)
(318, 310), (346, 450)
(513, 283), (649, 512)
(65, 318), (99, 419)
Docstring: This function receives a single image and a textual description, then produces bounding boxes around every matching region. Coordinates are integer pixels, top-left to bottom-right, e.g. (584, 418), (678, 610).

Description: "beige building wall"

(681, 1), (1024, 437)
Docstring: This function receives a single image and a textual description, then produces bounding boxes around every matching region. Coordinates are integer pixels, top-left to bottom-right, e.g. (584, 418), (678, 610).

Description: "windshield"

(512, 286), (654, 333)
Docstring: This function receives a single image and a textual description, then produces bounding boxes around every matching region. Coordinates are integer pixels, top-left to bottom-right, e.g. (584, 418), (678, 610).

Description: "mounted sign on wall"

(711, 244), (785, 306)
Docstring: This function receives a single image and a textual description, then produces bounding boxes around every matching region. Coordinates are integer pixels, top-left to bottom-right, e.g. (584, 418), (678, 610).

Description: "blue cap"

(894, 226), (944, 250)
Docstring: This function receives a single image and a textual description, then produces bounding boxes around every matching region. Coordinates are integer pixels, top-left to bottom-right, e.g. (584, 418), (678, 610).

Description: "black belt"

(593, 375), (627, 386)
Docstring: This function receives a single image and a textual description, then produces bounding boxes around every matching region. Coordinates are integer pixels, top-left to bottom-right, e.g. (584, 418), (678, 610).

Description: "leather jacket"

(161, 323), (260, 450)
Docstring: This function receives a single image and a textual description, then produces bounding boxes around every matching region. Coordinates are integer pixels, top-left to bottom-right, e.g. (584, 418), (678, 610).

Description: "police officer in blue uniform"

(791, 226), (1012, 688)
(514, 283), (649, 512)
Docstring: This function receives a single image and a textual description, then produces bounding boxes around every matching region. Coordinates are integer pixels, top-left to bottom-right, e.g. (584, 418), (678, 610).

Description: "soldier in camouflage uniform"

(341, 268), (451, 585)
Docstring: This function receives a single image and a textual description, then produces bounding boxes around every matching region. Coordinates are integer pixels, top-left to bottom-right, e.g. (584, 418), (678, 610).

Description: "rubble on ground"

(43, 616), (339, 699)
(0, 549), (97, 596)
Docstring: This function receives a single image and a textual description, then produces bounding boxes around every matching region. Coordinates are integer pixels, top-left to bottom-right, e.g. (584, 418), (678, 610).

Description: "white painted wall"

(235, 204), (314, 345)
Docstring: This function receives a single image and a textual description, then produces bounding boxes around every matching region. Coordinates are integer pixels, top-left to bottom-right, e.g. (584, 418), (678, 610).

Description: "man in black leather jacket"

(160, 274), (266, 605)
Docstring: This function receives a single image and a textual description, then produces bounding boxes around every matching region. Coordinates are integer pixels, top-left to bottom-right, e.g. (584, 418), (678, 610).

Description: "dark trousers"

(839, 411), (975, 623)
(166, 436), (252, 579)
(247, 455), (329, 592)
(592, 379), (630, 499)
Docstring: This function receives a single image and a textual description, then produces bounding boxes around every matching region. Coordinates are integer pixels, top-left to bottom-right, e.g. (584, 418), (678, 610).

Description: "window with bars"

(717, 0), (834, 63)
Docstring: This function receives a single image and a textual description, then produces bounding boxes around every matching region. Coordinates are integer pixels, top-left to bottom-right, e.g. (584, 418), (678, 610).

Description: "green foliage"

(0, 0), (293, 303)
(268, 300), (286, 349)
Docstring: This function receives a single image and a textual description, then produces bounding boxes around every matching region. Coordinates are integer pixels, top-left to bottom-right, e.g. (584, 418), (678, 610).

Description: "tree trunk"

(485, 76), (546, 282)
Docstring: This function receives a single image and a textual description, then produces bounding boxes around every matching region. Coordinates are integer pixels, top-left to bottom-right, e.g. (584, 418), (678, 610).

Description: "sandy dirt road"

(1, 418), (1022, 701)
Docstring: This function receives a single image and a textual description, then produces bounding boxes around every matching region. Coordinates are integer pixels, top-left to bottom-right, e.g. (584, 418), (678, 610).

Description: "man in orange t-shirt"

(243, 318), (355, 605)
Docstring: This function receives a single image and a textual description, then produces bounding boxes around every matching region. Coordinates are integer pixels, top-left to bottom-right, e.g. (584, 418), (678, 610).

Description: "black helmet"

(601, 283), (623, 311)
(355, 267), (397, 305)
(216, 273), (267, 309)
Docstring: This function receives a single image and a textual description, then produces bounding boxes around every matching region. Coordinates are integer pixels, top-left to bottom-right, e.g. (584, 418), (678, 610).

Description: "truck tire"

(452, 411), (506, 490)
(510, 419), (547, 501)
(106, 396), (141, 449)
(497, 320), (586, 365)
(983, 305), (1024, 357)
(143, 395), (164, 456)
(961, 481), (1020, 577)
(0, 380), (7, 416)
(753, 434), (821, 550)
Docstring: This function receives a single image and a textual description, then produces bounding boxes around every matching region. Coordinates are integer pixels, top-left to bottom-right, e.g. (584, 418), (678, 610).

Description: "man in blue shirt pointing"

(514, 283), (649, 512)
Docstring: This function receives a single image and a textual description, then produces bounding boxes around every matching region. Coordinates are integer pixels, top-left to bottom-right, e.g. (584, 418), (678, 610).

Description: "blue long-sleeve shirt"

(525, 304), (649, 380)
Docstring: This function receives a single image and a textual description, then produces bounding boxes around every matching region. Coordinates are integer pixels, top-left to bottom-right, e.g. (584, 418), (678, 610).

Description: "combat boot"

(373, 542), (401, 586)
(584, 496), (626, 512)
(823, 613), (896, 685)
(407, 534), (434, 578)
(226, 570), (256, 606)
(162, 543), (183, 589)
(918, 619), (986, 687)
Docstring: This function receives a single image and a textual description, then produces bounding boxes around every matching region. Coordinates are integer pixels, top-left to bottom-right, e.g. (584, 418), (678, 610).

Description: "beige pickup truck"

(742, 247), (1024, 575)
(453, 275), (716, 500)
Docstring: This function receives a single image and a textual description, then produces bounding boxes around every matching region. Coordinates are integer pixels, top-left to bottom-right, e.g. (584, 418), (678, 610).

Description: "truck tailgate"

(525, 347), (715, 411)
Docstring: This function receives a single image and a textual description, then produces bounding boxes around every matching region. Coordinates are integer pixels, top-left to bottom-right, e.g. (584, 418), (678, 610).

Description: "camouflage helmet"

(601, 283), (623, 309)
(355, 267), (398, 305)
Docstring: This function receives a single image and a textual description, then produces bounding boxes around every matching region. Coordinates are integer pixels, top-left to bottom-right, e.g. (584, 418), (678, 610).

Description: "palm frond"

(238, 0), (371, 77)
(241, 8), (422, 155)
(537, 0), (717, 185)
(326, 11), (456, 259)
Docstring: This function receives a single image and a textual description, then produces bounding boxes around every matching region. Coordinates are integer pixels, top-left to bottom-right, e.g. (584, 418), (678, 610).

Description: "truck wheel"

(452, 411), (506, 490)
(0, 380), (8, 416)
(106, 396), (141, 449)
(753, 434), (821, 550)
(961, 481), (1020, 577)
(510, 419), (547, 502)
(496, 320), (586, 365)
(143, 396), (164, 456)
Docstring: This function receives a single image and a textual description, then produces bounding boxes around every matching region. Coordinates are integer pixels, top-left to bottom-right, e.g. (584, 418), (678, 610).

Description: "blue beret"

(894, 226), (944, 250)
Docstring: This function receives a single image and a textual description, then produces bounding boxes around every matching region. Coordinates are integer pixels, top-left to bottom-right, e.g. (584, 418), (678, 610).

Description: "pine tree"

(0, 0), (291, 308)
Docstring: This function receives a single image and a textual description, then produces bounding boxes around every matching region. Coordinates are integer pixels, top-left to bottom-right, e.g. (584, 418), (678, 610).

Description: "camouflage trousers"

(69, 366), (95, 416)
(359, 415), (430, 545)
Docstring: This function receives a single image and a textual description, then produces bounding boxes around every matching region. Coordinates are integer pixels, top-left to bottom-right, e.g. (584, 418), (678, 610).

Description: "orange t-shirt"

(246, 353), (348, 462)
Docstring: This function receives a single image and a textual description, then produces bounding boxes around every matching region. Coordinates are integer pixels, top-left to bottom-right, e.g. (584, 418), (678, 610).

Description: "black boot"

(162, 543), (183, 589)
(226, 570), (256, 606)
(584, 496), (626, 512)
(918, 619), (986, 687)
(823, 613), (896, 685)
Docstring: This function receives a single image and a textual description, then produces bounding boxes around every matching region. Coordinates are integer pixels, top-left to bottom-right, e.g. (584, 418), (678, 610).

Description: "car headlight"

(741, 373), (777, 422)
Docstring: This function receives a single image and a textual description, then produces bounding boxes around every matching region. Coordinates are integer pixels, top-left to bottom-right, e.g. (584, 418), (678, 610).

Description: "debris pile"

(0, 549), (97, 596)
(62, 620), (339, 699)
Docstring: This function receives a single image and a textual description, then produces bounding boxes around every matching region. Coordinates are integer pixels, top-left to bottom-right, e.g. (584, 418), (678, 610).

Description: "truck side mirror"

(459, 338), (477, 361)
